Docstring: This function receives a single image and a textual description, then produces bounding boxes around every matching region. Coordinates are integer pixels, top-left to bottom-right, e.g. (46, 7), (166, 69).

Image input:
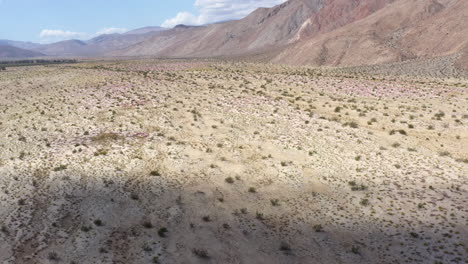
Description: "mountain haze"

(31, 29), (168, 56)
(0, 27), (168, 58)
(0, 45), (44, 58)
(0, 40), (42, 50)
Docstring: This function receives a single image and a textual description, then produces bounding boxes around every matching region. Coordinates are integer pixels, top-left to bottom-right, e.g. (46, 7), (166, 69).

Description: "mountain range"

(1, 0), (466, 69)
(0, 45), (44, 59)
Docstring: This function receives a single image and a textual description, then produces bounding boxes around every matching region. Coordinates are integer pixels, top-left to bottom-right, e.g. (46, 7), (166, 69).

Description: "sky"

(0, 0), (286, 43)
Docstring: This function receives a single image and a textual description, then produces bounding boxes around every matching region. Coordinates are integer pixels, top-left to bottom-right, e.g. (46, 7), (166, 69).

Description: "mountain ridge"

(0, 0), (466, 69)
(115, 0), (466, 69)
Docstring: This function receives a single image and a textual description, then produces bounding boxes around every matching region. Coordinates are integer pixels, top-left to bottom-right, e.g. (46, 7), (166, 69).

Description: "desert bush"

(360, 198), (370, 206)
(192, 248), (210, 259)
(270, 199), (280, 206)
(53, 165), (67, 172)
(150, 170), (161, 176)
(256, 211), (265, 220)
(158, 227), (168, 237)
(94, 149), (108, 156)
(92, 132), (122, 142)
(351, 246), (360, 254)
(344, 121), (359, 128)
(225, 177), (234, 184)
(279, 242), (292, 253)
(81, 226), (92, 232)
(349, 181), (368, 191)
(142, 221), (153, 229)
(48, 252), (59, 261)
(438, 151), (451, 157)
(313, 224), (324, 232)
(390, 130), (407, 136)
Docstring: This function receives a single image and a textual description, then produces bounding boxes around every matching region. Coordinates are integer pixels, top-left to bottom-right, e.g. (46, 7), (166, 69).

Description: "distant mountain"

(31, 29), (167, 56)
(0, 26), (167, 57)
(0, 40), (42, 50)
(85, 32), (165, 53)
(124, 26), (166, 35)
(0, 45), (44, 59)
(2, 0), (466, 69)
(33, 39), (87, 56)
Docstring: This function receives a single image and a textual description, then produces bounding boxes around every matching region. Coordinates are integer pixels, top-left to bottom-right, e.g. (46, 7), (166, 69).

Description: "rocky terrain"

(0, 59), (466, 263)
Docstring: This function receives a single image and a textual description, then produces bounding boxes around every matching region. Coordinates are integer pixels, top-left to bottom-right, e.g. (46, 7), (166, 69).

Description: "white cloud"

(39, 29), (86, 39)
(93, 27), (127, 36)
(162, 0), (287, 28)
(161, 12), (202, 28)
(39, 27), (128, 43)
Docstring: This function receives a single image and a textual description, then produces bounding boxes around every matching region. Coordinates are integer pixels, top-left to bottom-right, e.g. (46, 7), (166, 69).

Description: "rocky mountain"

(116, 0), (467, 69)
(273, 0), (468, 66)
(0, 45), (44, 59)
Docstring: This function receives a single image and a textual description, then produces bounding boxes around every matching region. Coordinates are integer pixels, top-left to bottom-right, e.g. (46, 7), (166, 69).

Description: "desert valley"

(0, 0), (467, 264)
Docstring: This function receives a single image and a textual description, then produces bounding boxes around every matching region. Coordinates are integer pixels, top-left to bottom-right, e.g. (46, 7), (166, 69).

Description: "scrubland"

(0, 59), (467, 263)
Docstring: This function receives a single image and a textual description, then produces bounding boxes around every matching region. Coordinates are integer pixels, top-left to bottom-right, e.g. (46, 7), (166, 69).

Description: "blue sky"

(0, 0), (286, 43)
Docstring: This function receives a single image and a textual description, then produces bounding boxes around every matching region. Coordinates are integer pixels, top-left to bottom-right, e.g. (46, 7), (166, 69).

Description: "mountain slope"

(33, 40), (87, 56)
(117, 0), (467, 69)
(273, 0), (467, 66)
(0, 45), (44, 59)
(117, 0), (392, 57)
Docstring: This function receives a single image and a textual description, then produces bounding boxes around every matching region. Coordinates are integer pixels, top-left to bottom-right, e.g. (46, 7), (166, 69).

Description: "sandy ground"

(0, 59), (467, 264)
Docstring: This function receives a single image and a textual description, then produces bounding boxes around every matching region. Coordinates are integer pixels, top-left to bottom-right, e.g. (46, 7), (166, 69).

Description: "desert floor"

(0, 59), (467, 264)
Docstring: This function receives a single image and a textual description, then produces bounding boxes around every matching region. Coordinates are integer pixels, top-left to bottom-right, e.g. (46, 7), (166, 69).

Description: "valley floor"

(0, 59), (467, 263)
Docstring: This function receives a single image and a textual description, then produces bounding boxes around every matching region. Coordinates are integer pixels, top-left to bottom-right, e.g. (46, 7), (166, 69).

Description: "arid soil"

(0, 60), (467, 264)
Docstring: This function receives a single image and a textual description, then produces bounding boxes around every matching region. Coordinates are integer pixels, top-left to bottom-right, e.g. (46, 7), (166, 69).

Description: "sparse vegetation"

(0, 59), (466, 264)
